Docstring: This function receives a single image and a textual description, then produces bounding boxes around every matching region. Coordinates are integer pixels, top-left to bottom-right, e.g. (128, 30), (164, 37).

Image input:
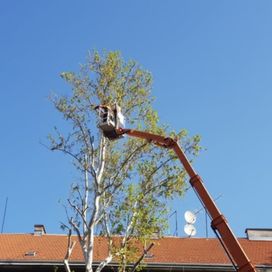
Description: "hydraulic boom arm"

(115, 128), (256, 272)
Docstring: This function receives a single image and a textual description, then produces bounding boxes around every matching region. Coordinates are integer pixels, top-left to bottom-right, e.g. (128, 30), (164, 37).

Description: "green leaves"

(60, 72), (75, 82)
(50, 50), (202, 272)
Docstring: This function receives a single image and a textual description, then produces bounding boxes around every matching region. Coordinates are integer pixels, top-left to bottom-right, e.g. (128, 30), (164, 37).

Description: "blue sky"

(1, 1), (272, 238)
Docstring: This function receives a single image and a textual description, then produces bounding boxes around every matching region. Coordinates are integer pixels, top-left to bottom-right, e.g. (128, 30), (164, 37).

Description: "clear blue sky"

(1, 1), (272, 238)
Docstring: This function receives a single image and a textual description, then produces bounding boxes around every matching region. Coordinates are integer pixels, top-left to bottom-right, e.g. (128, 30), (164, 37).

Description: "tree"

(49, 51), (201, 272)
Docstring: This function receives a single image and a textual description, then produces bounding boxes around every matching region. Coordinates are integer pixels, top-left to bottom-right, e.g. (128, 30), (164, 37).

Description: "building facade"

(0, 226), (272, 272)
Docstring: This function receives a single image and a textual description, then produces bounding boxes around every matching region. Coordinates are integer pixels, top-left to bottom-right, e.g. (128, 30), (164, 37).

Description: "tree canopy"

(49, 50), (201, 272)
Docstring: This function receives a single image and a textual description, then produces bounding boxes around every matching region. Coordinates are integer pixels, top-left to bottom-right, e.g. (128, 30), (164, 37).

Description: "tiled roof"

(0, 234), (271, 267)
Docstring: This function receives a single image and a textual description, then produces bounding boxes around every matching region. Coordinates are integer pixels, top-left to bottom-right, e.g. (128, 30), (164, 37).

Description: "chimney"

(246, 228), (272, 241)
(34, 224), (46, 236)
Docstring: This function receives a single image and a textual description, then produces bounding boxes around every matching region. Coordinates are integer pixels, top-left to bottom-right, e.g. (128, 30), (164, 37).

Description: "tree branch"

(130, 242), (154, 272)
(96, 136), (106, 184)
(67, 199), (89, 230)
(103, 141), (148, 192)
(64, 229), (77, 272)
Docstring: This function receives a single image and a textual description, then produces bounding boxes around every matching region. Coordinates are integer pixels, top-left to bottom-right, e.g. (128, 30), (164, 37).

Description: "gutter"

(0, 261), (236, 271)
(0, 261), (270, 271)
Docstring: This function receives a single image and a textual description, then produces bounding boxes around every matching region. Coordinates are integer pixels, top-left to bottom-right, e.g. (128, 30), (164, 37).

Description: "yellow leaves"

(60, 72), (75, 82)
(93, 51), (100, 64)
(99, 51), (121, 86)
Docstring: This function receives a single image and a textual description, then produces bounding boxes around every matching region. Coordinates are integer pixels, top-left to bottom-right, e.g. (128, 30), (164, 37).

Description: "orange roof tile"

(0, 234), (271, 268)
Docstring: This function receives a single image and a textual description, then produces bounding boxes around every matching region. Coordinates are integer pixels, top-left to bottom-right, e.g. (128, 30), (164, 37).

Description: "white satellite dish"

(184, 224), (197, 237)
(184, 210), (197, 224)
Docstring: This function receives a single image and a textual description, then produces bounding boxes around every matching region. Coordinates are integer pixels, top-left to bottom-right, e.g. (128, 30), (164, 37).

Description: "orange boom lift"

(96, 105), (256, 272)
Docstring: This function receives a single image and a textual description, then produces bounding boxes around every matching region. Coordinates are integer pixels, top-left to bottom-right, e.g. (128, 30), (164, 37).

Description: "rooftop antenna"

(184, 210), (197, 224)
(193, 194), (222, 238)
(184, 210), (197, 237)
(1, 197), (8, 233)
(169, 210), (178, 236)
(184, 223), (197, 237)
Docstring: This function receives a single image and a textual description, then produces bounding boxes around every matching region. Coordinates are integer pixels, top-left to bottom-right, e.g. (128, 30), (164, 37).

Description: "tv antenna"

(193, 194), (222, 238)
(169, 210), (178, 236)
(1, 197), (8, 233)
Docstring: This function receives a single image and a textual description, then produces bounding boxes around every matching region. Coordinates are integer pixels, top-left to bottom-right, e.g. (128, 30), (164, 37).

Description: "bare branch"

(63, 205), (83, 246)
(83, 167), (89, 234)
(97, 136), (106, 183)
(64, 229), (77, 272)
(67, 199), (89, 230)
(95, 255), (113, 272)
(122, 200), (139, 247)
(130, 243), (154, 272)
(88, 194), (101, 231)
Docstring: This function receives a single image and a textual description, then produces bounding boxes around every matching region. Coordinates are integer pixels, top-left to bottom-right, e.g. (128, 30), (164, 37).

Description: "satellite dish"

(184, 210), (197, 224)
(184, 224), (197, 237)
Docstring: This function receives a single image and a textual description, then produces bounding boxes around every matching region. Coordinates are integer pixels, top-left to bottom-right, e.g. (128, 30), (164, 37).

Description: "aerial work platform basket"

(96, 104), (125, 140)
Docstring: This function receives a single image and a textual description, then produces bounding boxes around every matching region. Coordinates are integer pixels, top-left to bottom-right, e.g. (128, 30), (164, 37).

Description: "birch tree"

(49, 51), (201, 272)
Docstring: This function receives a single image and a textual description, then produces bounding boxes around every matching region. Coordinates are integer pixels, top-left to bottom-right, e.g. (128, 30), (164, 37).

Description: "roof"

(0, 234), (272, 268)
